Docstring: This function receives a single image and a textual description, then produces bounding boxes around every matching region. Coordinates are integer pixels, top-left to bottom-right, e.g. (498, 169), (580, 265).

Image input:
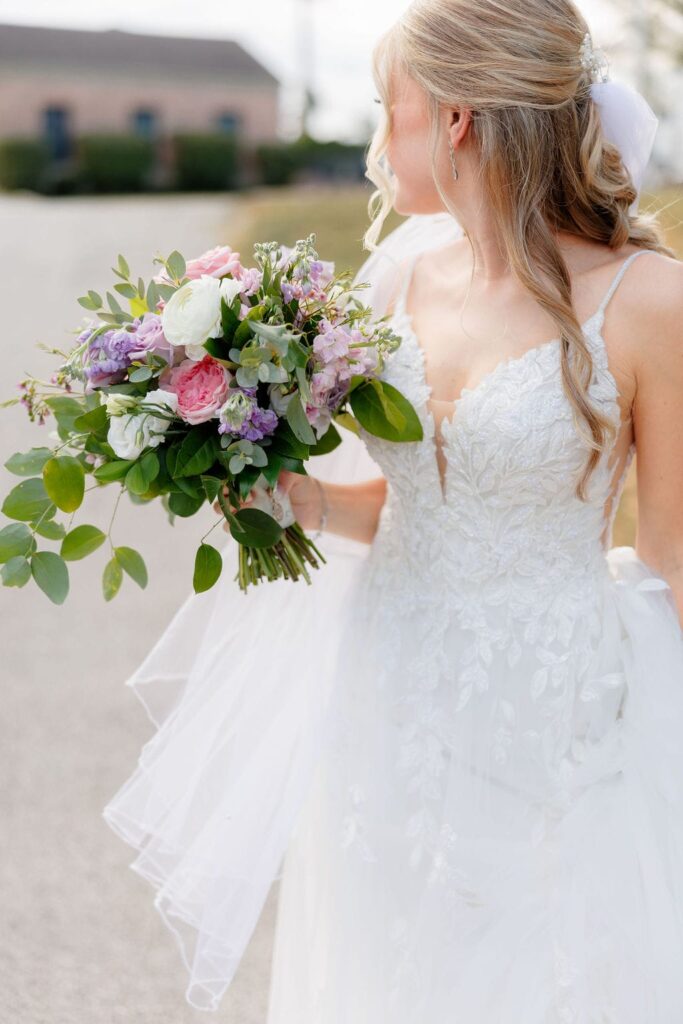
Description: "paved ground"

(0, 192), (276, 1024)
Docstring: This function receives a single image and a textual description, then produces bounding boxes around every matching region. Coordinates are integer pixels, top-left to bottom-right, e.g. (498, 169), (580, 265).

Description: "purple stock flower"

(84, 325), (139, 388)
(237, 404), (279, 441)
(217, 385), (278, 441)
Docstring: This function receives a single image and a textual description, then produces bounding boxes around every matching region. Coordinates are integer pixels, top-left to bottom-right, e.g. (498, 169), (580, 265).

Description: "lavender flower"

(218, 385), (278, 441)
(84, 326), (138, 388)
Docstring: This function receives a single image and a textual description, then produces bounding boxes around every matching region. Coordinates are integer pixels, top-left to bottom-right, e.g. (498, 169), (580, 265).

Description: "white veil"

(101, 209), (465, 1013)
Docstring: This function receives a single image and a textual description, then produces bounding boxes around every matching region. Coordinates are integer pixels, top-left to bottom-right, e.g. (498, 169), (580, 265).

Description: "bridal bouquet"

(0, 235), (422, 602)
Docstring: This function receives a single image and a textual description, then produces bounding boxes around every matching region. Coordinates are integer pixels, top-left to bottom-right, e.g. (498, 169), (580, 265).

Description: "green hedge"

(0, 138), (51, 191)
(254, 135), (367, 186)
(172, 133), (239, 191)
(77, 134), (156, 192)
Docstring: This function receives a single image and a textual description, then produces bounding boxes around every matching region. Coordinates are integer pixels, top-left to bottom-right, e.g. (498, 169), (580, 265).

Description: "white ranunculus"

(107, 388), (178, 460)
(161, 275), (224, 349)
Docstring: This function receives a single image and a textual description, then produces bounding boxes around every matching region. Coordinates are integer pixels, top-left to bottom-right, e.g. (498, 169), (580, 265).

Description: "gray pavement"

(0, 192), (275, 1024)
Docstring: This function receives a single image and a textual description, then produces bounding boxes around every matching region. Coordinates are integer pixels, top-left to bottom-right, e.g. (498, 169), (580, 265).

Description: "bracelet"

(311, 477), (328, 539)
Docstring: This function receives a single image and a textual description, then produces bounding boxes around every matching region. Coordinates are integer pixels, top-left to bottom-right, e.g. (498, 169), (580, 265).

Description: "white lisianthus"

(104, 393), (138, 416)
(219, 275), (244, 306)
(161, 273), (245, 362)
(107, 388), (179, 460)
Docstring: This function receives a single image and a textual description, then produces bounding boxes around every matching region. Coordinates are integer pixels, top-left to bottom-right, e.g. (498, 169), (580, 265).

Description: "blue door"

(132, 109), (157, 140)
(43, 107), (71, 159)
(216, 112), (241, 136)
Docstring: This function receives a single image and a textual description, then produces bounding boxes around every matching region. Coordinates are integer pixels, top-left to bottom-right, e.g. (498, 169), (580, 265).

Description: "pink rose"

(153, 245), (242, 286)
(186, 245), (242, 280)
(160, 354), (232, 425)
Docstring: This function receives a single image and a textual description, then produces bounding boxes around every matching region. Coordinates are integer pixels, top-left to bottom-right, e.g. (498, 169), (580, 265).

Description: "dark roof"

(0, 22), (279, 85)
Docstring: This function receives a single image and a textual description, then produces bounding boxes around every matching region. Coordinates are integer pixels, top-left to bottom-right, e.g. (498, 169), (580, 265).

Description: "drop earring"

(448, 138), (459, 181)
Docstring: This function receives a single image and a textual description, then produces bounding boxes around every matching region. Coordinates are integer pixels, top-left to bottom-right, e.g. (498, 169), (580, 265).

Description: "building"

(0, 22), (280, 162)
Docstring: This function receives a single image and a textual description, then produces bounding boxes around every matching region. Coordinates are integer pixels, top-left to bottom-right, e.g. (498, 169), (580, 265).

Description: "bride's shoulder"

(609, 246), (682, 354)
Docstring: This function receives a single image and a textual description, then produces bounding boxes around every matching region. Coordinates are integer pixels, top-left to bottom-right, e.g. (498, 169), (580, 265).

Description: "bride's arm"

(215, 472), (388, 546)
(289, 473), (388, 545)
(629, 258), (683, 624)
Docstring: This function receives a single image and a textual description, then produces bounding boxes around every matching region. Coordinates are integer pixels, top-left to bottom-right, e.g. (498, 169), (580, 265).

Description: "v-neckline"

(389, 246), (649, 506)
(397, 304), (603, 505)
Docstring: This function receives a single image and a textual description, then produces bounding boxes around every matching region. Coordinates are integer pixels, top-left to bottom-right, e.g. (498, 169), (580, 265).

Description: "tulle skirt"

(102, 533), (683, 1021)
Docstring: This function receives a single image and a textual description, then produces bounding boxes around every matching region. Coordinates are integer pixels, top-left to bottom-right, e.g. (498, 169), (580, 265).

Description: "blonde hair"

(363, 0), (677, 500)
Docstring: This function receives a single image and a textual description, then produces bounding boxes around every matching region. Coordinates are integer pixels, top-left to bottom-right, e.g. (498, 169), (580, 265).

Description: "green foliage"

(114, 546), (148, 589)
(125, 451), (160, 495)
(77, 134), (156, 193)
(43, 455), (85, 513)
(102, 555), (123, 601)
(4, 447), (53, 477)
(60, 525), (107, 561)
(193, 542), (223, 593)
(348, 379), (424, 442)
(0, 137), (50, 191)
(2, 477), (55, 523)
(31, 551), (69, 604)
(174, 425), (220, 478)
(228, 507), (283, 548)
(172, 133), (239, 191)
(0, 523), (36, 562)
(1, 555), (31, 587)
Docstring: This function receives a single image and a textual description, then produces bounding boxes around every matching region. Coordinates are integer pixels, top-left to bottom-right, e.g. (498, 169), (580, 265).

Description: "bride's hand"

(212, 470), (325, 532)
(275, 469), (325, 531)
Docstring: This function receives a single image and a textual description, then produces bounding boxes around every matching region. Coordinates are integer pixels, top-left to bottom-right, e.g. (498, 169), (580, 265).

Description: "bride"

(102, 1), (683, 1020)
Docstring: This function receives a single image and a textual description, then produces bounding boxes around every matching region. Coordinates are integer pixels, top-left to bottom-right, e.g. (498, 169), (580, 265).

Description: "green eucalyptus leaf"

(31, 551), (69, 604)
(193, 542), (223, 593)
(4, 447), (53, 477)
(114, 545), (148, 589)
(0, 522), (35, 562)
(102, 556), (123, 601)
(61, 524), (107, 561)
(167, 250), (186, 281)
(128, 365), (153, 383)
(33, 520), (66, 541)
(2, 555), (31, 587)
(43, 456), (85, 513)
(2, 477), (54, 522)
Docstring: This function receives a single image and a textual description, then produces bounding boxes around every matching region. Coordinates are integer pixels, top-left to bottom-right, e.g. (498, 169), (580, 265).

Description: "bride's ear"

(448, 107), (472, 150)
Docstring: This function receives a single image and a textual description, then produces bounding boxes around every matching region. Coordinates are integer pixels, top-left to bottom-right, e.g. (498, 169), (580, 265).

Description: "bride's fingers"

(212, 488), (256, 516)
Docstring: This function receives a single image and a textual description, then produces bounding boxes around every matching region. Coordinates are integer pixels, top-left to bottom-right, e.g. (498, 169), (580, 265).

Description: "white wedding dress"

(102, 212), (683, 1022)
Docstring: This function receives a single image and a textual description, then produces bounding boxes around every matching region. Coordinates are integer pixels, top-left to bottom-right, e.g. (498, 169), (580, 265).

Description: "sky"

(0, 0), (618, 142)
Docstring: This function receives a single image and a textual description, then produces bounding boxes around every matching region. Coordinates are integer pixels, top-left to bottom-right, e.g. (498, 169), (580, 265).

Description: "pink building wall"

(0, 66), (279, 142)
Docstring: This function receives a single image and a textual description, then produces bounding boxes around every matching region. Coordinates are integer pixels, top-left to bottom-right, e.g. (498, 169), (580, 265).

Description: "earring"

(448, 138), (459, 181)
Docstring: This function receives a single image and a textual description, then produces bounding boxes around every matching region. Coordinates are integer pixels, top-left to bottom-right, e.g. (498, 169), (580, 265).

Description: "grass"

(228, 182), (683, 549)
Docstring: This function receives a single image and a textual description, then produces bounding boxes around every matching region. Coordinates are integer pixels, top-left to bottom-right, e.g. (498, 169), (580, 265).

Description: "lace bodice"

(349, 249), (654, 857)
(360, 249), (649, 578)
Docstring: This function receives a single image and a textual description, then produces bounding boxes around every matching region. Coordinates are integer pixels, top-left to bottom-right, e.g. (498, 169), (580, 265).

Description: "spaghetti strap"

(394, 252), (420, 317)
(595, 248), (652, 319)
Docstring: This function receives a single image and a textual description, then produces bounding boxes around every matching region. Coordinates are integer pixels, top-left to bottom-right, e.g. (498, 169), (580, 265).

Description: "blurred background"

(0, 2), (681, 1022)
